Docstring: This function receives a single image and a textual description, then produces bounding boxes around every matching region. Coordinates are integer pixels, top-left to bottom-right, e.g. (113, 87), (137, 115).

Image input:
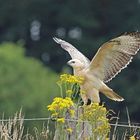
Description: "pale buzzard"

(53, 32), (140, 104)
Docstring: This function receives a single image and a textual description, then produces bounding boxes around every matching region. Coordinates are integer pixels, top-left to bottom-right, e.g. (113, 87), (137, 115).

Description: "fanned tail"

(100, 86), (124, 101)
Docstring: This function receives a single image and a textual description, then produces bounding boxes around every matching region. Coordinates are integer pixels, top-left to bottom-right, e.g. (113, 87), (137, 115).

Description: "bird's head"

(67, 59), (84, 69)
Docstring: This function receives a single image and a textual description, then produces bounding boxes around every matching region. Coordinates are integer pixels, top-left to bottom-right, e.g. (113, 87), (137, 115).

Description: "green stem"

(64, 82), (67, 95)
(58, 83), (63, 98)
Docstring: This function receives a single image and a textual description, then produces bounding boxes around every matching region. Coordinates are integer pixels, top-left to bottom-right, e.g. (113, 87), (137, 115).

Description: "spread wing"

(53, 37), (90, 67)
(87, 32), (140, 83)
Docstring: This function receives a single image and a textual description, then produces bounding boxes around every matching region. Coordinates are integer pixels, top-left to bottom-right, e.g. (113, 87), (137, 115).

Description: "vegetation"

(47, 74), (110, 139)
(0, 42), (59, 118)
(0, 74), (139, 140)
(0, 0), (140, 139)
(0, 111), (139, 140)
(0, 110), (50, 140)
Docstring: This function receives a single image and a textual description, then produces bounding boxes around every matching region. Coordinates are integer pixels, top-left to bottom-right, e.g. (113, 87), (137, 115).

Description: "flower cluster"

(66, 89), (73, 95)
(81, 103), (110, 138)
(57, 74), (83, 99)
(47, 74), (111, 139)
(48, 97), (74, 111)
(57, 117), (65, 123)
(47, 97), (75, 123)
(81, 103), (107, 120)
(59, 74), (84, 84)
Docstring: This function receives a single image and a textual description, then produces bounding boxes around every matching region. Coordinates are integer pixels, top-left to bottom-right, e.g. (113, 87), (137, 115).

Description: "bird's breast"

(83, 73), (103, 90)
(74, 69), (86, 77)
(74, 69), (103, 90)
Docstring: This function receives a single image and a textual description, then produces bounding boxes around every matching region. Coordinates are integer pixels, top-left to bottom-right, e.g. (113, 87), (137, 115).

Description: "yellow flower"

(69, 109), (75, 117)
(52, 112), (58, 117)
(65, 97), (74, 105)
(66, 89), (73, 95)
(66, 128), (73, 133)
(130, 135), (136, 140)
(59, 74), (84, 84)
(100, 106), (107, 112)
(81, 103), (110, 137)
(57, 118), (65, 123)
(47, 97), (75, 121)
(47, 97), (74, 112)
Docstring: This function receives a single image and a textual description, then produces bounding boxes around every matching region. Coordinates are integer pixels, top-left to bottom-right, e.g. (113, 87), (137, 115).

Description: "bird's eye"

(71, 61), (75, 64)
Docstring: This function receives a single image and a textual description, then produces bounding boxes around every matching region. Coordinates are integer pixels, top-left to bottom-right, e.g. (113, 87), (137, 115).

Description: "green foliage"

(0, 42), (59, 117)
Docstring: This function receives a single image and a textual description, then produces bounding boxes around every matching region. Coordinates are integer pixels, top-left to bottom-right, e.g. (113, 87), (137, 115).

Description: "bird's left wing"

(53, 37), (90, 67)
(86, 32), (140, 83)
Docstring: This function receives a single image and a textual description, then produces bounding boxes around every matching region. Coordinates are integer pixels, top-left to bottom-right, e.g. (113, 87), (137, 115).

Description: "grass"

(0, 110), (51, 140)
(0, 110), (140, 140)
(1, 74), (140, 140)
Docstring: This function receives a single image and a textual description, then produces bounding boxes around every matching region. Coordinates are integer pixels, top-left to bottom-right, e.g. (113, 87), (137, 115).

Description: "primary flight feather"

(53, 32), (140, 104)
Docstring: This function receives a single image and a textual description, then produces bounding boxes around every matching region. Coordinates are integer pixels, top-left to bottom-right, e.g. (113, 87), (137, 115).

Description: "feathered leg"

(88, 88), (100, 103)
(80, 93), (88, 105)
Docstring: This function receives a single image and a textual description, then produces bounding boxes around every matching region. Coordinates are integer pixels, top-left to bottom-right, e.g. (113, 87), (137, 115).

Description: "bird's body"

(72, 60), (122, 103)
(78, 70), (101, 103)
(53, 32), (140, 104)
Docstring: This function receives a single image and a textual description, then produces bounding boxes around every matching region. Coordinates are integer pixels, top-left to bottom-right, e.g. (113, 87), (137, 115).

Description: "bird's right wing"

(53, 37), (90, 67)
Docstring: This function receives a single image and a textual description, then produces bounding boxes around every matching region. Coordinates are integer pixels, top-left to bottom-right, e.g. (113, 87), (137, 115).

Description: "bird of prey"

(53, 32), (140, 104)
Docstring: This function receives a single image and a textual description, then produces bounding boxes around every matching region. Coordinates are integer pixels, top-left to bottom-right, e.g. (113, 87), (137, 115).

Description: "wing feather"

(87, 32), (140, 82)
(53, 37), (90, 67)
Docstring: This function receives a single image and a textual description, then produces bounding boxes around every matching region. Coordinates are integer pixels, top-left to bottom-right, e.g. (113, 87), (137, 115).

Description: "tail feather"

(101, 88), (124, 102)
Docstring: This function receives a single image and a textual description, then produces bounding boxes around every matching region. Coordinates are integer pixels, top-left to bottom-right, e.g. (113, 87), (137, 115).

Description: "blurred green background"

(0, 0), (140, 123)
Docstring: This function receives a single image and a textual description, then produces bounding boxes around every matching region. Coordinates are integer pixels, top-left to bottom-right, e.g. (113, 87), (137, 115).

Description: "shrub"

(0, 42), (59, 118)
